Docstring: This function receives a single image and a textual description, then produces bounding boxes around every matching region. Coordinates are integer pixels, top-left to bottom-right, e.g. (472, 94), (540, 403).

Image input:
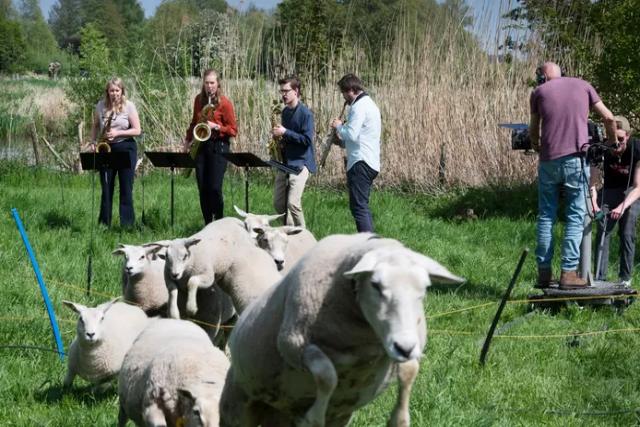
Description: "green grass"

(1, 162), (640, 426)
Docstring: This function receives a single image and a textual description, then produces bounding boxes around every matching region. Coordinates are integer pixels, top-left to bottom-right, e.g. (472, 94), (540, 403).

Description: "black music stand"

(222, 152), (270, 213)
(145, 151), (195, 227)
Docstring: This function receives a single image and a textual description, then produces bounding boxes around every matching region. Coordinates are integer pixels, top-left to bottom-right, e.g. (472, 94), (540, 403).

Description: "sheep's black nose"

(171, 272), (180, 280)
(275, 260), (284, 271)
(86, 332), (95, 339)
(393, 342), (415, 359)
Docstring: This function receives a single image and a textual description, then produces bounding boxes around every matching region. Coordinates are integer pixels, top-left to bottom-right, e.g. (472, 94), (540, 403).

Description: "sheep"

(150, 217), (281, 318)
(118, 318), (230, 427)
(63, 298), (149, 387)
(219, 233), (464, 427)
(253, 225), (317, 273)
(112, 243), (169, 316)
(233, 205), (284, 238)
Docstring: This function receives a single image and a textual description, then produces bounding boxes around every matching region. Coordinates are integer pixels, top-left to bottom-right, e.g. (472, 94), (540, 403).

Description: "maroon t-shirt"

(530, 77), (601, 161)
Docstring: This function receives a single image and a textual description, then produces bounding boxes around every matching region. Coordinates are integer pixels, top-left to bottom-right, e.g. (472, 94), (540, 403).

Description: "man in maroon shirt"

(530, 62), (616, 289)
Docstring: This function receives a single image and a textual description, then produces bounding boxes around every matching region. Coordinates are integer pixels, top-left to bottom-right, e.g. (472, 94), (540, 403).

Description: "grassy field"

(1, 162), (640, 426)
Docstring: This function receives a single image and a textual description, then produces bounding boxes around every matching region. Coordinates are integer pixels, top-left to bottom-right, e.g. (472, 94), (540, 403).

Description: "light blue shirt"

(337, 94), (381, 172)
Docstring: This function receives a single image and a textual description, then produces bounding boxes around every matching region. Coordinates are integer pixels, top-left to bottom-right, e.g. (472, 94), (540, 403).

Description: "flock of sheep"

(62, 205), (464, 426)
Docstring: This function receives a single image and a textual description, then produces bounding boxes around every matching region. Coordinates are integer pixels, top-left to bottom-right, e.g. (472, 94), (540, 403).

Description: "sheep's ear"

(234, 205), (248, 218)
(253, 226), (266, 236)
(343, 250), (379, 279)
(101, 297), (121, 314)
(145, 245), (166, 259)
(62, 300), (86, 314)
(112, 244), (127, 256)
(410, 252), (465, 285)
(144, 240), (172, 248)
(266, 213), (285, 222)
(282, 226), (303, 236)
(185, 238), (201, 249)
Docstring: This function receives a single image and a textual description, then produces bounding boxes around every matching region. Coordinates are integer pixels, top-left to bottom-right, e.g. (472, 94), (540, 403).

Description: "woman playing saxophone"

(184, 69), (238, 224)
(89, 77), (141, 227)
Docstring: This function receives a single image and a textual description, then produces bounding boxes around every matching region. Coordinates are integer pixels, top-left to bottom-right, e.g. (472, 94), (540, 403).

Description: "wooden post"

(76, 120), (84, 172)
(29, 122), (41, 166)
(438, 142), (446, 186)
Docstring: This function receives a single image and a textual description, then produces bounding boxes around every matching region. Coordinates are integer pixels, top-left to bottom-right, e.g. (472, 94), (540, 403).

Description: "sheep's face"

(254, 226), (302, 271)
(165, 238), (200, 281)
(344, 248), (464, 362)
(113, 244), (165, 278)
(177, 386), (219, 427)
(63, 299), (119, 345)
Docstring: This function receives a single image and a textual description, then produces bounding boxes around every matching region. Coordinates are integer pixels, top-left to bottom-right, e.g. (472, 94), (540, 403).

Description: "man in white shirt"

(331, 74), (382, 232)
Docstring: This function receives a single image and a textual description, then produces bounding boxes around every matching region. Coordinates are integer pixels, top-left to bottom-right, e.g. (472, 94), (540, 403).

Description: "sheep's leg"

(63, 367), (76, 388)
(219, 369), (260, 427)
(186, 276), (206, 316)
(387, 359), (419, 427)
(142, 402), (167, 427)
(298, 344), (337, 427)
(167, 280), (180, 319)
(117, 404), (128, 427)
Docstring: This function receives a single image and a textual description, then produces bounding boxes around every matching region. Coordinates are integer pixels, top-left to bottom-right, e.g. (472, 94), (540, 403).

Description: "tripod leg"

(245, 165), (249, 213)
(171, 166), (175, 228)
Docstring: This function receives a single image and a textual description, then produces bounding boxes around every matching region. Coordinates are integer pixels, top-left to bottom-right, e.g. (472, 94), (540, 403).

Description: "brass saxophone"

(319, 101), (347, 168)
(190, 96), (216, 159)
(95, 111), (115, 153)
(268, 99), (284, 163)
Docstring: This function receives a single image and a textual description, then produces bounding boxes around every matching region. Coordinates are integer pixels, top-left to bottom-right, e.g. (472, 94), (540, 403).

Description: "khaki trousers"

(273, 166), (309, 227)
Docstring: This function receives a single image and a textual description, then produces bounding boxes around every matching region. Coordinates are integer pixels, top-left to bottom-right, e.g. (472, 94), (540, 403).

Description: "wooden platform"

(528, 280), (637, 309)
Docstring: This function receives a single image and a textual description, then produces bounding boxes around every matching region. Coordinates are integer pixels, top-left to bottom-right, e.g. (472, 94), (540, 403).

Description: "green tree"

(0, 14), (26, 72)
(18, 0), (60, 72)
(49, 0), (83, 51)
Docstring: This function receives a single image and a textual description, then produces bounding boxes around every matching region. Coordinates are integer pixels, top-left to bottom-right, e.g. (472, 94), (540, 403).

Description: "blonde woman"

(185, 69), (238, 224)
(90, 77), (141, 227)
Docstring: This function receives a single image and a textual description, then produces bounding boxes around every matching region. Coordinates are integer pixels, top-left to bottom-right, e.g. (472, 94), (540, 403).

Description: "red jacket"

(185, 94), (238, 142)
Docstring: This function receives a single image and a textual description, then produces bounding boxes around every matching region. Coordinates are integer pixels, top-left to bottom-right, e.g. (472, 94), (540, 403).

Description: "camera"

(499, 120), (608, 159)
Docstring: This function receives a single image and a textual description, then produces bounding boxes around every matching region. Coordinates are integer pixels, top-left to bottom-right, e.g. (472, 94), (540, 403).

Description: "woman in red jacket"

(185, 69), (238, 224)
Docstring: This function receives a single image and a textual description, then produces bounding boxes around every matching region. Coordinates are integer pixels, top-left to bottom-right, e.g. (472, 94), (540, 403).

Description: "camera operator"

(590, 116), (640, 287)
(530, 62), (617, 290)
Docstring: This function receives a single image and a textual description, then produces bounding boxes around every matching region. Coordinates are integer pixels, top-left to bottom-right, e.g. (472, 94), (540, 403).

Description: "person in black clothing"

(590, 115), (640, 286)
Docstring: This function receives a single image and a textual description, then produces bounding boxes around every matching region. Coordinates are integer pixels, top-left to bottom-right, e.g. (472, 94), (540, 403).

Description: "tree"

(18, 0), (60, 72)
(0, 14), (26, 72)
(49, 0), (83, 51)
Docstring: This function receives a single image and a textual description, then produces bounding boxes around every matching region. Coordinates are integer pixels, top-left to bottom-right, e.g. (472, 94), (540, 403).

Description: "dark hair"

(278, 75), (301, 96)
(337, 73), (364, 93)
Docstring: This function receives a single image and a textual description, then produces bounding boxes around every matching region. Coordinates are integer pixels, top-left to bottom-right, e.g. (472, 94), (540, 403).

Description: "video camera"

(499, 120), (610, 165)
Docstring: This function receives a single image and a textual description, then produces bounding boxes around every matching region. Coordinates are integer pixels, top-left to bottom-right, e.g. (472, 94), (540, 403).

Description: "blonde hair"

(199, 69), (222, 107)
(103, 77), (127, 113)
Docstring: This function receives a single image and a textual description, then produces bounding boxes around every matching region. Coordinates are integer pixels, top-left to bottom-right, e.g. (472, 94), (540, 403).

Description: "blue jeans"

(536, 155), (588, 271)
(347, 161), (378, 232)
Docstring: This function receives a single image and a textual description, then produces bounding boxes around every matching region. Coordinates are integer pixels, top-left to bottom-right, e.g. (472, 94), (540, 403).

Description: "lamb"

(233, 205), (284, 238)
(118, 318), (230, 427)
(150, 217), (281, 318)
(112, 243), (169, 316)
(63, 298), (149, 387)
(219, 233), (464, 427)
(253, 225), (317, 273)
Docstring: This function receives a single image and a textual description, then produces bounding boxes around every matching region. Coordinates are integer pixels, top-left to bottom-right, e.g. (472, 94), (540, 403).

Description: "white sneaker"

(620, 279), (632, 288)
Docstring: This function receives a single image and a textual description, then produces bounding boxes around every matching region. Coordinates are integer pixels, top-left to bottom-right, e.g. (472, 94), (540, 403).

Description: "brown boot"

(536, 267), (552, 289)
(559, 270), (588, 290)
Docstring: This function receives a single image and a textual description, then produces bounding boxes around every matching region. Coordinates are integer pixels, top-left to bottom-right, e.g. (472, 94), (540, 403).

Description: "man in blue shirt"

(331, 73), (381, 232)
(272, 75), (316, 227)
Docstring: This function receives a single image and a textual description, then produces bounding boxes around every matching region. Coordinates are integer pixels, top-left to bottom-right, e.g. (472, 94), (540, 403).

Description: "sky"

(36, 0), (508, 51)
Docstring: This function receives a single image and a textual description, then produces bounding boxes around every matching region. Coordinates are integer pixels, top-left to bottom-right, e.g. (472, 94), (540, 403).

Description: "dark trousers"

(594, 187), (640, 281)
(195, 139), (229, 224)
(99, 139), (136, 227)
(347, 161), (378, 232)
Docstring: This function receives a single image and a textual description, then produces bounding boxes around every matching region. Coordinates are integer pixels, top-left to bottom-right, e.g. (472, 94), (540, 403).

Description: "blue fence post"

(11, 208), (65, 361)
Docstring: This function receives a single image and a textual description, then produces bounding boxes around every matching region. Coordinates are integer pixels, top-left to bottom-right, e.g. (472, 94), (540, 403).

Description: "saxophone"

(190, 96), (216, 159)
(268, 99), (284, 163)
(319, 101), (347, 168)
(95, 111), (115, 153)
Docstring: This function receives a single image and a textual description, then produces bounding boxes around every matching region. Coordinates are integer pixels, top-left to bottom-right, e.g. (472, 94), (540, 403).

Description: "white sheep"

(118, 318), (230, 427)
(151, 217), (281, 317)
(219, 233), (464, 427)
(233, 205), (284, 238)
(112, 243), (169, 316)
(63, 298), (149, 387)
(253, 225), (317, 273)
